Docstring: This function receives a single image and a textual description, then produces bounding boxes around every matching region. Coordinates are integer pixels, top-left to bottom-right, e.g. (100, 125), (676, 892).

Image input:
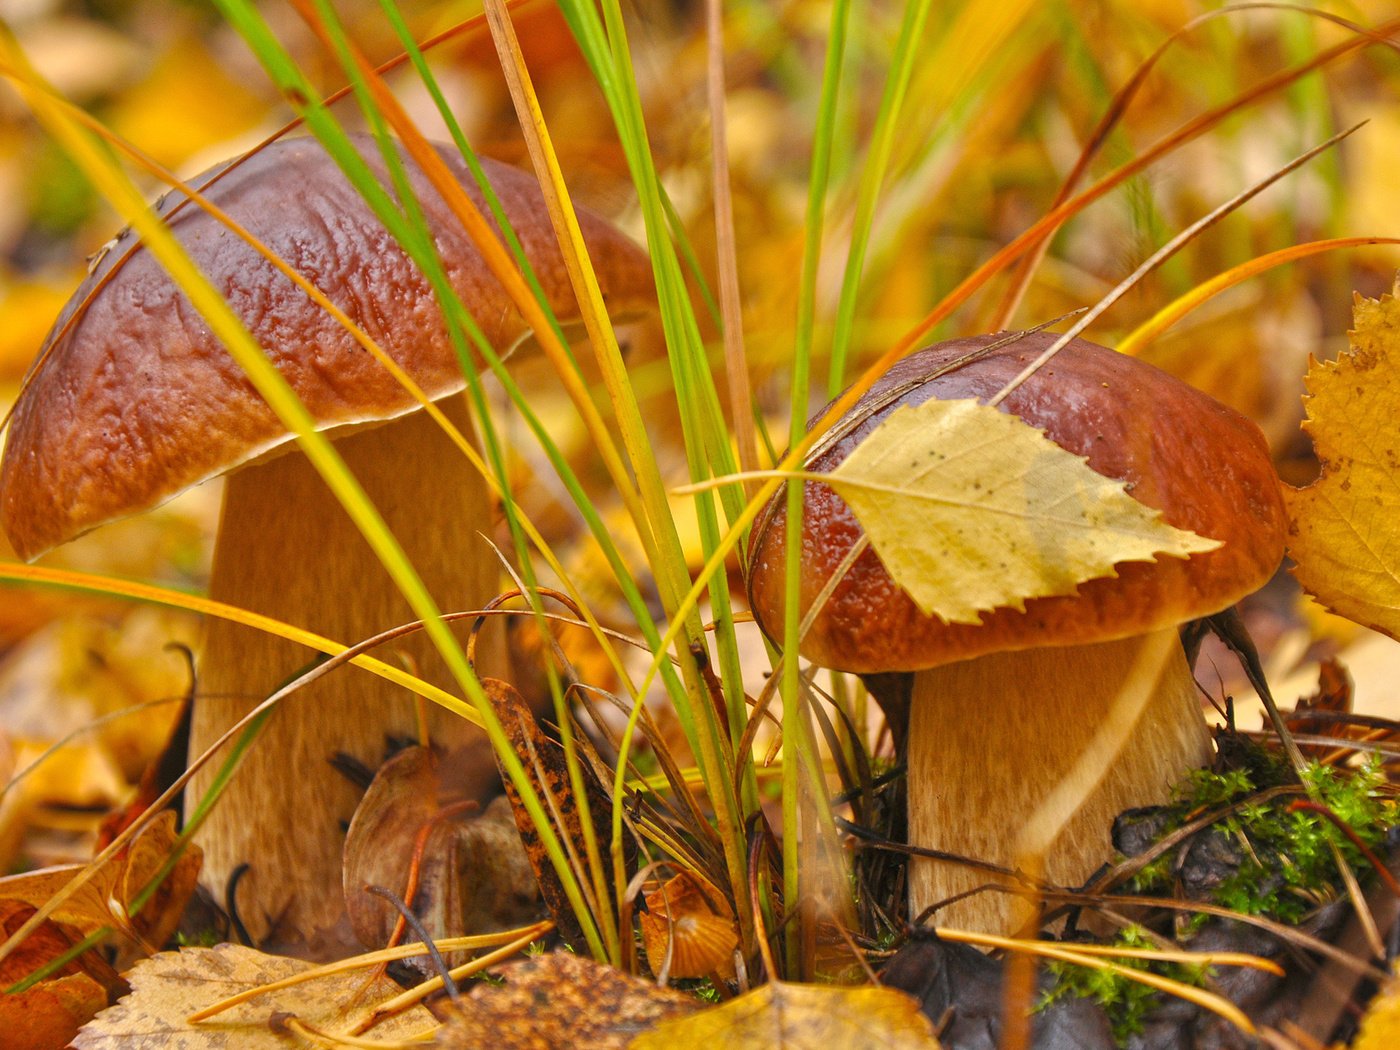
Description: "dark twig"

(364, 885), (461, 1003)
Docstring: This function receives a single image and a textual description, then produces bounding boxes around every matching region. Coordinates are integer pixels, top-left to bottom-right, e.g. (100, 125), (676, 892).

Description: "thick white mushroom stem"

(906, 628), (1213, 935)
(191, 396), (510, 945)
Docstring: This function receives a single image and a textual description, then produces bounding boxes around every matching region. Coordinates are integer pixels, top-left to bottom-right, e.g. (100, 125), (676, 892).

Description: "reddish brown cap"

(0, 135), (653, 560)
(746, 331), (1286, 674)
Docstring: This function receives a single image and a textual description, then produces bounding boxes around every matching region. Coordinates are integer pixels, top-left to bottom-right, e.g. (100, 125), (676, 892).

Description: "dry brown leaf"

(1286, 283), (1400, 640)
(343, 745), (539, 964)
(435, 950), (698, 1048)
(70, 943), (438, 1049)
(0, 900), (125, 1050)
(1280, 658), (1381, 758)
(0, 810), (198, 955)
(0, 969), (111, 1050)
(631, 981), (940, 1050)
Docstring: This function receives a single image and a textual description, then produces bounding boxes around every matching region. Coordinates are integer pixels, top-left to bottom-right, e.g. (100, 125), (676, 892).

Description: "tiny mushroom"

(0, 135), (653, 946)
(746, 330), (1287, 935)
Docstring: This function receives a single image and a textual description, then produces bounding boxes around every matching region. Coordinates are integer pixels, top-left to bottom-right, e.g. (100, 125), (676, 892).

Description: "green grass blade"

(824, 0), (932, 397)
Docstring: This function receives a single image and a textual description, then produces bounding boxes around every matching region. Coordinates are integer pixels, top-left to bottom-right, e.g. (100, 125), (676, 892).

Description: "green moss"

(1129, 756), (1397, 923)
(1040, 926), (1206, 1043)
(1042, 751), (1397, 1044)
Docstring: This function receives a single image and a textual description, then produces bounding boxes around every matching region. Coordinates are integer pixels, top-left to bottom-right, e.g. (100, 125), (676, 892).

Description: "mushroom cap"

(746, 331), (1287, 674)
(0, 135), (653, 561)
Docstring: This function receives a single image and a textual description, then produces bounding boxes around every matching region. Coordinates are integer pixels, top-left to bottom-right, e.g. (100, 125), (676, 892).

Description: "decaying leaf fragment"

(631, 980), (939, 1050)
(343, 744), (539, 965)
(0, 901), (125, 1050)
(484, 678), (621, 950)
(0, 812), (195, 1049)
(70, 943), (437, 1049)
(1286, 284), (1400, 640)
(435, 950), (697, 1048)
(826, 397), (1217, 625)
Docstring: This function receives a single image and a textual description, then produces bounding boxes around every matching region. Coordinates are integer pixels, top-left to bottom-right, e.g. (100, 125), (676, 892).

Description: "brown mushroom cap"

(0, 135), (653, 561)
(747, 331), (1287, 674)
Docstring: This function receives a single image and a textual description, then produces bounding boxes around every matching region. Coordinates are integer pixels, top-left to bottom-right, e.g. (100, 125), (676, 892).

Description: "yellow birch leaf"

(630, 981), (940, 1050)
(1285, 285), (1400, 640)
(825, 398), (1218, 625)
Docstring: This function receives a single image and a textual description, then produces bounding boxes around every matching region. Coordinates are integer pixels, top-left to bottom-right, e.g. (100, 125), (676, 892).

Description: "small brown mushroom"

(0, 135), (652, 946)
(747, 331), (1286, 934)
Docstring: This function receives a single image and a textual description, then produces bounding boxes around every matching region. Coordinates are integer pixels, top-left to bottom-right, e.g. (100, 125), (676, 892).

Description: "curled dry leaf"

(640, 870), (739, 980)
(826, 397), (1217, 625)
(1282, 658), (1388, 759)
(1286, 282), (1400, 641)
(435, 950), (698, 1049)
(343, 745), (539, 966)
(70, 943), (437, 1050)
(0, 810), (199, 960)
(631, 981), (940, 1050)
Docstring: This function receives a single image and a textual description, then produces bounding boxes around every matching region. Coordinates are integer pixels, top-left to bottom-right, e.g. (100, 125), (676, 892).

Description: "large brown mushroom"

(747, 331), (1286, 934)
(0, 135), (652, 945)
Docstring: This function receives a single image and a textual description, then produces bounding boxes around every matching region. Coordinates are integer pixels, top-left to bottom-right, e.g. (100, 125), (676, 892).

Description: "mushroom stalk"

(906, 628), (1212, 935)
(193, 395), (509, 945)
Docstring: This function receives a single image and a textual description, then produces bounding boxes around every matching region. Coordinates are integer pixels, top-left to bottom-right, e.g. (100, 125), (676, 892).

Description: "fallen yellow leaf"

(631, 981), (940, 1049)
(1353, 969), (1400, 1050)
(1286, 283), (1400, 641)
(826, 398), (1218, 625)
(70, 944), (437, 1049)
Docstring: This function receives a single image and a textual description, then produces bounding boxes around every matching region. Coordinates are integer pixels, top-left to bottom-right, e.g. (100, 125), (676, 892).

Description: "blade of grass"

(774, 0), (854, 975)
(822, 0), (929, 397)
(937, 928), (1263, 1035)
(705, 0), (759, 489)
(275, 0), (616, 958)
(504, 0), (761, 955)
(562, 0), (759, 842)
(347, 3), (706, 795)
(348, 8), (724, 921)
(987, 121), (1366, 406)
(0, 562), (481, 720)
(1117, 236), (1400, 356)
(482, 0), (711, 961)
(187, 922), (553, 1023)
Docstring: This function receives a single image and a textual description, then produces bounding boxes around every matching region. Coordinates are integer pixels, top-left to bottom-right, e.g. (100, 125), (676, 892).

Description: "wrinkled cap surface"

(746, 331), (1287, 673)
(0, 135), (653, 560)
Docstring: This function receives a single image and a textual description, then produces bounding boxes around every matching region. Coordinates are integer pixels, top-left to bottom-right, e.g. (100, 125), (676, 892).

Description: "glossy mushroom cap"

(746, 331), (1287, 673)
(0, 135), (653, 561)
